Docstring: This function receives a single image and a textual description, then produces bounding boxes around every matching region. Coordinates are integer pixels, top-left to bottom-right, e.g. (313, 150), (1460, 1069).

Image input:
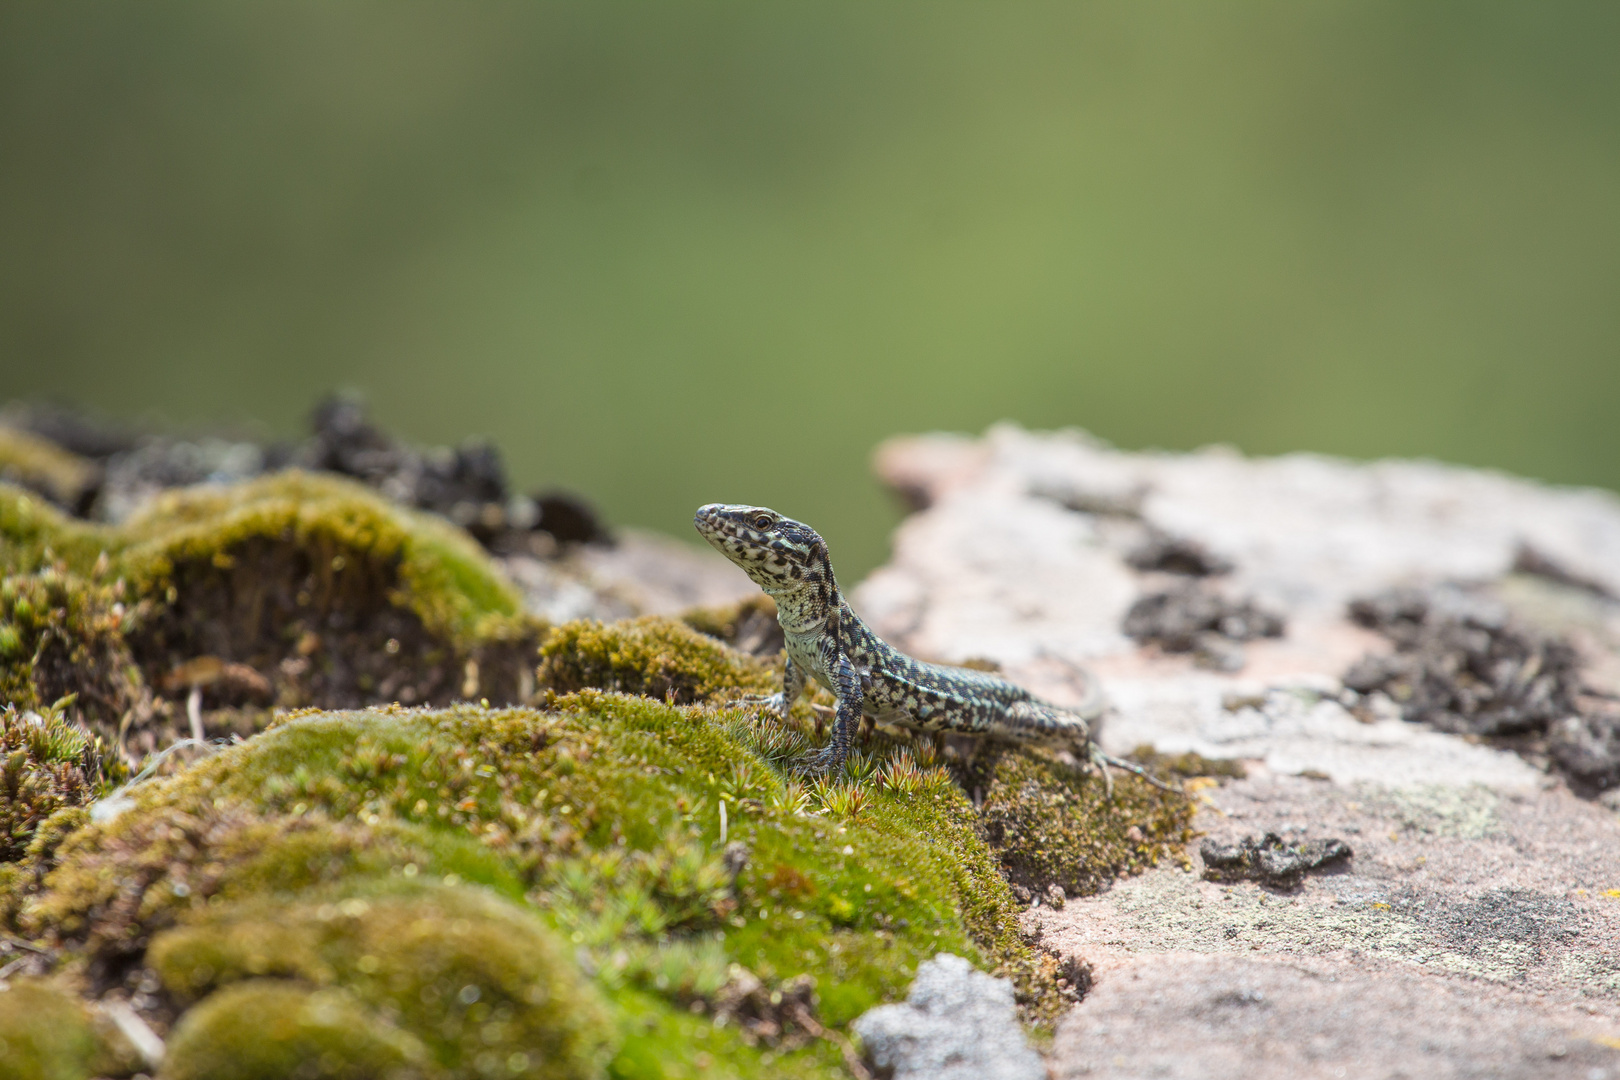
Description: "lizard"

(693, 502), (1175, 794)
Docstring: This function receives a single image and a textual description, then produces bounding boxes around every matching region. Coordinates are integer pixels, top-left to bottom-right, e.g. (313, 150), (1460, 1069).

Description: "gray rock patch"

(852, 953), (1044, 1080)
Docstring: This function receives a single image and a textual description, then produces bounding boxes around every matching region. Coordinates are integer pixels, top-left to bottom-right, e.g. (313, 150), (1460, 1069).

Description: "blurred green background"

(2, 2), (1617, 577)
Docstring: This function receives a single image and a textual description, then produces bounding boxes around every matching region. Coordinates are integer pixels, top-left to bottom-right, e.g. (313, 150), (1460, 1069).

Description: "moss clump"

(152, 885), (609, 1080)
(115, 473), (540, 711)
(538, 618), (775, 704)
(25, 800), (521, 972)
(955, 746), (1196, 901)
(0, 474), (542, 721)
(112, 472), (521, 646)
(0, 471), (523, 643)
(0, 426), (99, 514)
(0, 977), (98, 1080)
(0, 568), (149, 740)
(163, 981), (431, 1080)
(0, 703), (106, 864)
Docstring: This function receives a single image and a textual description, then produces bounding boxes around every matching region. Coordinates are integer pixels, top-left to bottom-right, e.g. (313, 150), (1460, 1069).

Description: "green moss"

(0, 466), (1203, 1069)
(955, 745), (1197, 901)
(163, 981), (431, 1080)
(0, 977), (97, 1080)
(27, 802), (519, 965)
(538, 619), (775, 704)
(22, 696), (1059, 1075)
(0, 703), (108, 864)
(151, 884), (610, 1080)
(0, 428), (98, 514)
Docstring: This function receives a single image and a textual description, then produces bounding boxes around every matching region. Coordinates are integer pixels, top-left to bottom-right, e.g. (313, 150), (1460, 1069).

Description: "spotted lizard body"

(694, 503), (1167, 791)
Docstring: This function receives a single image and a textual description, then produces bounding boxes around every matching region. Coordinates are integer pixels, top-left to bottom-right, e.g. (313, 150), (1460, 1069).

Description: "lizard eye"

(750, 513), (774, 530)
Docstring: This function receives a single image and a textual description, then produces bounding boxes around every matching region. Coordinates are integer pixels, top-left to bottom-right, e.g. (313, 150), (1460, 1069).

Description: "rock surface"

(854, 424), (1620, 1076)
(852, 953), (1044, 1080)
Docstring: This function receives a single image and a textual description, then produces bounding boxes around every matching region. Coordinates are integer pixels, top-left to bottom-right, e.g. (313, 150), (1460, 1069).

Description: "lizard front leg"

(770, 653), (807, 719)
(805, 653), (862, 775)
(739, 653), (806, 719)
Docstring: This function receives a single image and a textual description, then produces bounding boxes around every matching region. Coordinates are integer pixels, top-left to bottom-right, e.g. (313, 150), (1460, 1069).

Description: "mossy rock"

(0, 474), (543, 731)
(23, 697), (1061, 1076)
(162, 981), (432, 1080)
(0, 977), (98, 1080)
(954, 745), (1196, 899)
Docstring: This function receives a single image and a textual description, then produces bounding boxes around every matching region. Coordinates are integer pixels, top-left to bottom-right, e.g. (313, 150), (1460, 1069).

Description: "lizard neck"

(767, 551), (842, 636)
(769, 583), (839, 636)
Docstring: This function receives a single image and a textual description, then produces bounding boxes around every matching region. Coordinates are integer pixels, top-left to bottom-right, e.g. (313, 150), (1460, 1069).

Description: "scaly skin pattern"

(693, 503), (1112, 776)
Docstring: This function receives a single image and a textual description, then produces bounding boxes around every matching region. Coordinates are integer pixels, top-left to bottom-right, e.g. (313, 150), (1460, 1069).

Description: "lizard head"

(693, 504), (834, 595)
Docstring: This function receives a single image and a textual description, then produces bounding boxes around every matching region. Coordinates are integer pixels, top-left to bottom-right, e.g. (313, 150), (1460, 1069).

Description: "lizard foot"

(1091, 745), (1182, 798)
(734, 692), (788, 719)
(797, 744), (846, 777)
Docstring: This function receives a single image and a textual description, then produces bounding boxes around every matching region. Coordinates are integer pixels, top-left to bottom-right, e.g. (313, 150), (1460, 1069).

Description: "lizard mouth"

(693, 503), (724, 537)
(693, 503), (742, 548)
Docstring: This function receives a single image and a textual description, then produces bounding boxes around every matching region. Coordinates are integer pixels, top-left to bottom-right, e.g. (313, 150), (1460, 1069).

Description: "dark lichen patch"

(0, 703), (110, 865)
(538, 618), (776, 704)
(1390, 886), (1583, 967)
(151, 884), (610, 1080)
(1123, 582), (1284, 672)
(1124, 529), (1232, 577)
(1345, 586), (1580, 738)
(0, 977), (101, 1080)
(1343, 584), (1620, 792)
(953, 745), (1197, 903)
(1199, 833), (1352, 890)
(162, 980), (432, 1080)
